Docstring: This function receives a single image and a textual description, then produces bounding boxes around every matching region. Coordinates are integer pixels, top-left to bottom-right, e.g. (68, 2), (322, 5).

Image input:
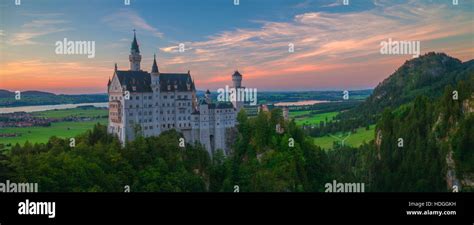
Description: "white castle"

(107, 31), (243, 156)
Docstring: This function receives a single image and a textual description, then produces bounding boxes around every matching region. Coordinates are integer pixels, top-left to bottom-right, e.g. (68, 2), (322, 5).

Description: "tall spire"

(131, 29), (140, 53)
(129, 29), (142, 71)
(151, 54), (159, 73)
(114, 63), (117, 71)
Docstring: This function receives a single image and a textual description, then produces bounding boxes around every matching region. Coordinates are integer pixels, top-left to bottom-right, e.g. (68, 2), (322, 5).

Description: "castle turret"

(205, 89), (211, 104)
(232, 70), (242, 88)
(151, 54), (160, 92)
(129, 30), (142, 71)
(231, 70), (244, 111)
(151, 54), (159, 74)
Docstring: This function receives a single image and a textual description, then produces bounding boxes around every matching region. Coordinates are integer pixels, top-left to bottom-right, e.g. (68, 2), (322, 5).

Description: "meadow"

(312, 125), (375, 150)
(32, 107), (108, 119)
(0, 107), (107, 147)
(290, 110), (339, 126)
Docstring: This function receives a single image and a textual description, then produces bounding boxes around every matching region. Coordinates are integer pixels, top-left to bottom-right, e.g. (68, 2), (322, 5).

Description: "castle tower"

(129, 30), (142, 71)
(151, 54), (160, 88)
(205, 89), (211, 104)
(232, 70), (242, 88)
(150, 54), (161, 135)
(232, 70), (243, 112)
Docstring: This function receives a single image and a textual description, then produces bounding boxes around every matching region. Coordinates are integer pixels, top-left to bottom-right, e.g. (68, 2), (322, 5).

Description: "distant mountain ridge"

(0, 90), (108, 107)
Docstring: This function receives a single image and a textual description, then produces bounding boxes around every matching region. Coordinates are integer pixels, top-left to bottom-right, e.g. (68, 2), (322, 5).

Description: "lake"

(274, 100), (330, 107)
(0, 102), (108, 114)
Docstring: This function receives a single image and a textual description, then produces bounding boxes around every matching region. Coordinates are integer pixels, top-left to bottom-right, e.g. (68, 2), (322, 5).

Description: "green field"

(1, 107), (108, 147)
(291, 111), (339, 126)
(312, 125), (375, 150)
(33, 107), (108, 119)
(0, 119), (108, 146)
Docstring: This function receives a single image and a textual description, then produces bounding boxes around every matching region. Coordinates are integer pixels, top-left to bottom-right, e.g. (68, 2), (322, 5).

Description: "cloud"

(157, 0), (473, 90)
(8, 19), (69, 45)
(102, 9), (163, 38)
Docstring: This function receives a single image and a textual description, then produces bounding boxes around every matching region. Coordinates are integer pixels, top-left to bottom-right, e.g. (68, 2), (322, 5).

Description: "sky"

(0, 0), (473, 94)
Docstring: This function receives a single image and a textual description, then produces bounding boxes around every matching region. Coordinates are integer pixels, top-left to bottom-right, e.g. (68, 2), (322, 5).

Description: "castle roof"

(131, 30), (140, 53)
(232, 70), (242, 77)
(115, 70), (152, 92)
(151, 54), (159, 73)
(115, 70), (195, 93)
(160, 73), (194, 92)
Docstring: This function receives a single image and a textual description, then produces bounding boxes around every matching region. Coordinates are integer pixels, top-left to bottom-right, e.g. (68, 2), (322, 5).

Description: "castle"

(107, 31), (242, 156)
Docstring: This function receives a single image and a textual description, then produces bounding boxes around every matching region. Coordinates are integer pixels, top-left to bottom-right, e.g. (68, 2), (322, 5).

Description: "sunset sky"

(0, 0), (473, 94)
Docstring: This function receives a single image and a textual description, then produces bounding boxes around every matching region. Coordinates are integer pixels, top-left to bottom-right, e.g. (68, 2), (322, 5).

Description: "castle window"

(149, 96), (152, 99)
(149, 104), (152, 107)
(136, 96), (139, 100)
(164, 96), (167, 99)
(130, 105), (133, 108)
(136, 105), (139, 108)
(171, 95), (174, 99)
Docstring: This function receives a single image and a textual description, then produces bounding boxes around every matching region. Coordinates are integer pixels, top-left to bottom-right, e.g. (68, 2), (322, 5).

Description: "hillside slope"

(341, 52), (474, 122)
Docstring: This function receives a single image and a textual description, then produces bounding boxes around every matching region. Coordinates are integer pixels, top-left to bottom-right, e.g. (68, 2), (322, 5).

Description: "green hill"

(341, 52), (474, 122)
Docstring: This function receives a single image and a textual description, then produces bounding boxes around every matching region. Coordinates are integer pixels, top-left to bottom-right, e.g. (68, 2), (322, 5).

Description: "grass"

(293, 111), (339, 126)
(0, 119), (108, 146)
(1, 107), (108, 147)
(33, 107), (108, 119)
(289, 110), (312, 117)
(312, 125), (376, 150)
